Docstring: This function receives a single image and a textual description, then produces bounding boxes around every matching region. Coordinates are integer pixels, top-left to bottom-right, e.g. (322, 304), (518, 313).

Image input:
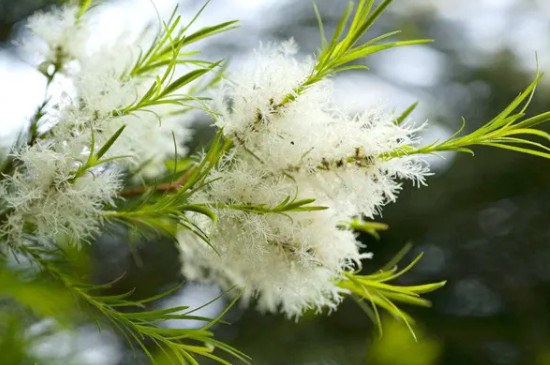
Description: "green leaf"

(159, 63), (220, 97)
(394, 102), (419, 125)
(77, 0), (94, 20)
(94, 124), (127, 161)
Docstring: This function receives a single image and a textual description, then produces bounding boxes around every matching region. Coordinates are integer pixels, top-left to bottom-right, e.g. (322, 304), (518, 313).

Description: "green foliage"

(340, 244), (446, 339)
(128, 3), (237, 78)
(394, 102), (419, 126)
(339, 218), (389, 240)
(275, 0), (430, 109)
(69, 125), (130, 182)
(115, 62), (221, 117)
(105, 131), (231, 250)
(77, 0), (94, 20)
(312, 0), (429, 83)
(207, 195), (328, 217)
(17, 246), (249, 365)
(0, 266), (73, 319)
(387, 74), (550, 159)
(0, 250), (83, 364)
(0, 308), (41, 365)
(165, 157), (195, 175)
(111, 3), (237, 117)
(70, 285), (248, 364)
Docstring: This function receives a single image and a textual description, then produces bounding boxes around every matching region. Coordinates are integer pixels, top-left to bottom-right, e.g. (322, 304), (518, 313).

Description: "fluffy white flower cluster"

(53, 44), (191, 177)
(24, 5), (89, 65)
(179, 41), (431, 318)
(0, 142), (121, 245)
(0, 6), (192, 246)
(41, 7), (192, 177)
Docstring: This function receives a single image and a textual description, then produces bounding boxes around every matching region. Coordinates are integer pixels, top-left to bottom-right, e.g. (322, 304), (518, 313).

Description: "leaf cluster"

(115, 62), (221, 118)
(387, 74), (550, 160)
(70, 284), (248, 364)
(18, 246), (248, 365)
(275, 0), (430, 108)
(113, 4), (237, 117)
(105, 131), (231, 251)
(339, 244), (446, 339)
(129, 3), (236, 78)
(311, 0), (429, 84)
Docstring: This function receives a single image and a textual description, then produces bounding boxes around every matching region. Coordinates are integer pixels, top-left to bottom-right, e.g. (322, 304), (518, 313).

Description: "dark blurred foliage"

(0, 0), (66, 42)
(2, 0), (550, 364)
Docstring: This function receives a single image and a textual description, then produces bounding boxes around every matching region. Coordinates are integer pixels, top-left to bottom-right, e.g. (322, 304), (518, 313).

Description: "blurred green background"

(1, 0), (550, 364)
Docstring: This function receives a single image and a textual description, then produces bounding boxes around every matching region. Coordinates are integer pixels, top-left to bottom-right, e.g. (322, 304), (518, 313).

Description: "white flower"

(1, 4), (197, 249)
(214, 39), (324, 140)
(178, 41), (431, 317)
(0, 141), (121, 246)
(179, 162), (368, 318)
(39, 37), (193, 179)
(24, 5), (89, 65)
